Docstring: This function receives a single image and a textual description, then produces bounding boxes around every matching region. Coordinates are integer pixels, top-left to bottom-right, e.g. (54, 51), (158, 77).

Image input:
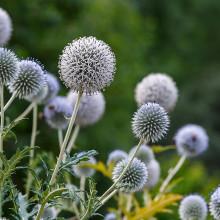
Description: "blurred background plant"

(1, 0), (220, 219)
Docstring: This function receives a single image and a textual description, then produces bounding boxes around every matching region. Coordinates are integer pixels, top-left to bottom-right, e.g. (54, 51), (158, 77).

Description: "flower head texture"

(59, 36), (116, 94)
(72, 152), (97, 177)
(135, 73), (178, 111)
(67, 91), (105, 126)
(210, 187), (220, 219)
(0, 8), (12, 45)
(112, 157), (148, 192)
(0, 48), (19, 85)
(179, 195), (207, 220)
(104, 213), (117, 220)
(129, 145), (154, 165)
(146, 159), (160, 189)
(107, 150), (128, 166)
(175, 124), (209, 158)
(9, 59), (45, 98)
(131, 102), (169, 142)
(43, 96), (73, 130)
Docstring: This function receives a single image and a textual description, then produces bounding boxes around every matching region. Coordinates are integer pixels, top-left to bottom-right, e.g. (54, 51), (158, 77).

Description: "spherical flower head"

(67, 91), (105, 126)
(43, 96), (73, 130)
(129, 145), (154, 165)
(135, 73), (178, 111)
(40, 72), (60, 104)
(0, 48), (19, 85)
(9, 59), (45, 98)
(131, 102), (169, 143)
(0, 8), (12, 46)
(112, 157), (148, 192)
(72, 152), (97, 178)
(146, 159), (160, 189)
(107, 150), (128, 166)
(104, 213), (117, 220)
(210, 187), (220, 219)
(175, 124), (209, 158)
(179, 195), (207, 220)
(59, 36), (116, 94)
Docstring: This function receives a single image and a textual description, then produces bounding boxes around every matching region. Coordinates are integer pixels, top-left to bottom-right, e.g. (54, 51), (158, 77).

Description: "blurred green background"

(1, 0), (220, 219)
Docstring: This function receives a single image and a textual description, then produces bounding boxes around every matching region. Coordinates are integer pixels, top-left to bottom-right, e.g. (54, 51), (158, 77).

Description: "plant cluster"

(0, 7), (219, 220)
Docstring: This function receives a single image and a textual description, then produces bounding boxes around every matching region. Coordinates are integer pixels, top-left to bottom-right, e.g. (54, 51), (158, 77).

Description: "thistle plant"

(210, 186), (220, 220)
(107, 150), (128, 166)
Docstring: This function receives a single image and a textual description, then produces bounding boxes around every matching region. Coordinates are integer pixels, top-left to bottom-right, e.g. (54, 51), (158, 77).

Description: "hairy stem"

(1, 92), (18, 113)
(67, 124), (80, 152)
(49, 90), (83, 185)
(58, 128), (63, 149)
(80, 176), (86, 213)
(159, 154), (187, 194)
(15, 102), (35, 122)
(123, 194), (133, 220)
(25, 103), (38, 199)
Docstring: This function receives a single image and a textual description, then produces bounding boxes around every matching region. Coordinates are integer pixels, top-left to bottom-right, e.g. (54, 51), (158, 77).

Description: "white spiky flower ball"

(0, 48), (19, 85)
(59, 36), (116, 94)
(132, 102), (169, 142)
(129, 145), (154, 165)
(9, 60), (45, 98)
(67, 91), (105, 126)
(104, 213), (117, 220)
(0, 8), (12, 46)
(146, 160), (160, 189)
(107, 150), (128, 166)
(179, 195), (207, 220)
(135, 73), (178, 111)
(72, 152), (97, 178)
(112, 157), (148, 192)
(210, 187), (220, 219)
(174, 124), (209, 158)
(43, 96), (73, 130)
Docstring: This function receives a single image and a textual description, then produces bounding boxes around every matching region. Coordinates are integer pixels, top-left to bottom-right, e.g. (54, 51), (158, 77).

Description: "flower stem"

(58, 128), (63, 149)
(80, 176), (86, 213)
(0, 86), (4, 168)
(15, 102), (35, 122)
(49, 90), (83, 185)
(25, 103), (38, 199)
(159, 154), (187, 194)
(2, 92), (17, 112)
(66, 124), (80, 152)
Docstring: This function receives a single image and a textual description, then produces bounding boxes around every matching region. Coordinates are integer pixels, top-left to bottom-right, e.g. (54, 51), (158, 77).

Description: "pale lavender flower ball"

(174, 124), (209, 158)
(0, 8), (12, 45)
(104, 213), (117, 220)
(146, 159), (160, 189)
(210, 187), (220, 220)
(107, 150), (128, 166)
(44, 96), (73, 129)
(59, 36), (116, 94)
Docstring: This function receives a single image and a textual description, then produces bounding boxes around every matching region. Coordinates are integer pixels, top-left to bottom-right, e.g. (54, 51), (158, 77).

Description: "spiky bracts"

(210, 187), (220, 220)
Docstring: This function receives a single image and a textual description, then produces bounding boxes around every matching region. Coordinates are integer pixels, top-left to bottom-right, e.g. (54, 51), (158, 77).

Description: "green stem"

(49, 90), (83, 185)
(15, 102), (35, 122)
(80, 176), (86, 213)
(66, 124), (80, 152)
(58, 128), (63, 149)
(159, 154), (187, 194)
(25, 103), (38, 199)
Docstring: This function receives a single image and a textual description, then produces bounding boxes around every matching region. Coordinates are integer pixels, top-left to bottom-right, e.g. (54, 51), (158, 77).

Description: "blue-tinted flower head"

(43, 96), (73, 129)
(146, 159), (160, 189)
(112, 157), (148, 192)
(0, 48), (19, 85)
(175, 124), (209, 157)
(179, 195), (207, 220)
(132, 102), (169, 142)
(0, 8), (12, 45)
(107, 150), (128, 166)
(210, 186), (220, 220)
(9, 59), (45, 98)
(104, 213), (117, 220)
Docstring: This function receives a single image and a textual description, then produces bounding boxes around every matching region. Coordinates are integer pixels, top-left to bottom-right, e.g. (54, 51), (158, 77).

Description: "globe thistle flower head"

(175, 124), (209, 158)
(43, 96), (73, 130)
(59, 36), (116, 94)
(9, 59), (45, 98)
(0, 8), (12, 46)
(131, 102), (169, 143)
(72, 152), (97, 178)
(107, 150), (128, 166)
(35, 204), (57, 219)
(112, 157), (148, 192)
(0, 48), (19, 85)
(146, 159), (160, 189)
(135, 73), (178, 111)
(104, 213), (117, 220)
(129, 144), (154, 165)
(179, 195), (207, 220)
(210, 186), (220, 219)
(40, 72), (60, 104)
(67, 91), (105, 126)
